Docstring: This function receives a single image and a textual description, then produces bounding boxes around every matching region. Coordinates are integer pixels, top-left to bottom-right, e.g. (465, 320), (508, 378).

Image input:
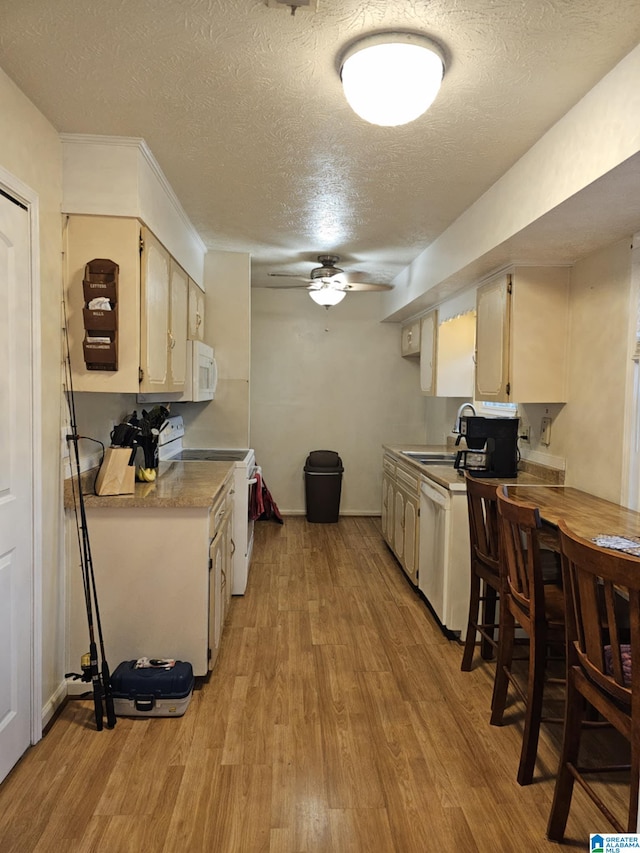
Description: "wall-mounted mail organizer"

(81, 258), (119, 371)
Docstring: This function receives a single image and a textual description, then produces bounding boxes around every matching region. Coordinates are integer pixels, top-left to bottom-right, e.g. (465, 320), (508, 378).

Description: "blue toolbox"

(110, 659), (195, 717)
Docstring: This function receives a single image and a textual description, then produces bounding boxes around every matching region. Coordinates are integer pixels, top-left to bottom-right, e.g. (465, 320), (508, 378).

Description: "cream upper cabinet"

(138, 228), (189, 394)
(65, 215), (191, 394)
(474, 266), (570, 403)
(419, 309), (438, 396)
(169, 259), (188, 391)
(64, 215), (141, 393)
(436, 310), (476, 398)
(188, 277), (205, 341)
(140, 228), (171, 392)
(401, 319), (420, 357)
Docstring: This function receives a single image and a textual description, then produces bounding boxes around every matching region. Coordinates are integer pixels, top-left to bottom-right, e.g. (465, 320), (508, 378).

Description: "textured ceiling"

(1, 0), (640, 291)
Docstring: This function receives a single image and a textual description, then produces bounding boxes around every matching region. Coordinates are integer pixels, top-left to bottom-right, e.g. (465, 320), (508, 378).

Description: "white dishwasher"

(418, 476), (470, 636)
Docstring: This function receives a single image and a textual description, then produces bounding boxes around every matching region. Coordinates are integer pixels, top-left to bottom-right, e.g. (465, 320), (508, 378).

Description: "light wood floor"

(0, 516), (630, 852)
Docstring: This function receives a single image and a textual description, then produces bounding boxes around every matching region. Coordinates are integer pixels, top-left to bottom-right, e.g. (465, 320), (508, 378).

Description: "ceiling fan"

(266, 255), (393, 306)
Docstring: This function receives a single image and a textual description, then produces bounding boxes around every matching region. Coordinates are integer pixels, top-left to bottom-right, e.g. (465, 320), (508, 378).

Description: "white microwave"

(187, 340), (217, 402)
(137, 340), (217, 404)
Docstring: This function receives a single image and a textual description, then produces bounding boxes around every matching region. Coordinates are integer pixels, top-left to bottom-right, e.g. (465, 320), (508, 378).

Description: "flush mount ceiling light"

(308, 284), (347, 307)
(340, 32), (445, 127)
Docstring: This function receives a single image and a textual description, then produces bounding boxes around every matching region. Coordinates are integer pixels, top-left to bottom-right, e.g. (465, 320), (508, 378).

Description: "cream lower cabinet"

(475, 266), (570, 402)
(381, 456), (395, 544)
(382, 454), (419, 585)
(66, 479), (234, 682)
(209, 489), (234, 669)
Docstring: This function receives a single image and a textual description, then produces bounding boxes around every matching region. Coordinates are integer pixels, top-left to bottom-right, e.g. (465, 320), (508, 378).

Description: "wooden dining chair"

(460, 473), (502, 672)
(492, 486), (566, 785)
(547, 521), (640, 839)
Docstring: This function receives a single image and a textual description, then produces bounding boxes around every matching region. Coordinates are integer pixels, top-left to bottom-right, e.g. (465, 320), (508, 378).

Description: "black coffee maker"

(454, 416), (519, 478)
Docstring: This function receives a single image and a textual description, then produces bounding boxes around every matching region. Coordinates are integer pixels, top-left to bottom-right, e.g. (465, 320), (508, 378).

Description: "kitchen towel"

(259, 476), (283, 524)
(249, 470), (265, 521)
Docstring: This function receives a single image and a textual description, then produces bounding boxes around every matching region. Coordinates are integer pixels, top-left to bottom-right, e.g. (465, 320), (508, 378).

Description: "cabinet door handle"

(196, 312), (202, 328)
(168, 330), (176, 349)
(230, 538), (236, 555)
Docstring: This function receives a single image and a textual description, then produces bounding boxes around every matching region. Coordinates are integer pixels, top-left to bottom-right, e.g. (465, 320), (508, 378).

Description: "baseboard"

(65, 678), (94, 698)
(278, 510), (381, 517)
(41, 680), (68, 729)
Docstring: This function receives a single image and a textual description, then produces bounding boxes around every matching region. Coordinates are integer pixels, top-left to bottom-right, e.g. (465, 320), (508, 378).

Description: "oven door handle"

(247, 465), (262, 486)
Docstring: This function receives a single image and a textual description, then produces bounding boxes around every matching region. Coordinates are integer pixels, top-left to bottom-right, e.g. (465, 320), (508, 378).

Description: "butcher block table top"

(505, 485), (640, 544)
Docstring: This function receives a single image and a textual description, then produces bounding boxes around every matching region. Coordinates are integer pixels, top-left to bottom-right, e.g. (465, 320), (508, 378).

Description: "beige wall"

(178, 249), (251, 448)
(563, 238), (633, 500)
(251, 289), (427, 514)
(477, 241), (632, 500)
(386, 43), (640, 321)
(0, 67), (64, 719)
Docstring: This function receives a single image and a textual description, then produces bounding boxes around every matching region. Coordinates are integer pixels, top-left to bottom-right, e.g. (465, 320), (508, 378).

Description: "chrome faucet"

(453, 402), (476, 434)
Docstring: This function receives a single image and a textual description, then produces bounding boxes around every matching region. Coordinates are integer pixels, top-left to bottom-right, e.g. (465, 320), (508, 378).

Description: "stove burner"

(172, 449), (251, 462)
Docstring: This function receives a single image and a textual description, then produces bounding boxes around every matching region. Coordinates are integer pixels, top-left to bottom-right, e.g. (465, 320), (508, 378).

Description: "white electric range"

(158, 416), (258, 594)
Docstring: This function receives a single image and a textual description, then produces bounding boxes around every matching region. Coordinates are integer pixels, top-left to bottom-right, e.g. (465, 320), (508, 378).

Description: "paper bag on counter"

(95, 447), (136, 496)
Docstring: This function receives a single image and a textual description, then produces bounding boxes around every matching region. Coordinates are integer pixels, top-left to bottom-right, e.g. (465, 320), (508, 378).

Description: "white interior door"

(0, 191), (33, 783)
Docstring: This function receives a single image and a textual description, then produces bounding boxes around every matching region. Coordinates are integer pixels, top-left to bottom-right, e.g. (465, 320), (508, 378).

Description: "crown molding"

(60, 133), (207, 254)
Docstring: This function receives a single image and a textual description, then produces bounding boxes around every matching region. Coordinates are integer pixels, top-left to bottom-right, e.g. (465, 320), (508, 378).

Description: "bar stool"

(460, 473), (502, 672)
(547, 521), (640, 838)
(491, 486), (566, 786)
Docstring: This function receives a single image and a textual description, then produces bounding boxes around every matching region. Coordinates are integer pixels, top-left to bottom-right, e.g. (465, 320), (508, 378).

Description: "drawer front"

(395, 464), (419, 494)
(209, 489), (230, 539)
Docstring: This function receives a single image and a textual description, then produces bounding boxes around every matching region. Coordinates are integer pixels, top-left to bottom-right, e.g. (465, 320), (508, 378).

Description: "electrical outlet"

(540, 416), (552, 446)
(520, 426), (530, 442)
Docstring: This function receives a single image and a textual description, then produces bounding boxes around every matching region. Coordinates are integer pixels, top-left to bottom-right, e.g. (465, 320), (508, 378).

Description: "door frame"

(0, 165), (43, 744)
(623, 233), (640, 511)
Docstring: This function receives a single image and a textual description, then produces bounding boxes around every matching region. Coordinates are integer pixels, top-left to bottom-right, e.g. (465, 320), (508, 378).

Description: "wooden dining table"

(505, 485), (640, 550)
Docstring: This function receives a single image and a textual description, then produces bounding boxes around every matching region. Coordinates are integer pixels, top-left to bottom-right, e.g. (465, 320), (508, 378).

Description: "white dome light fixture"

(309, 286), (347, 307)
(340, 32), (445, 127)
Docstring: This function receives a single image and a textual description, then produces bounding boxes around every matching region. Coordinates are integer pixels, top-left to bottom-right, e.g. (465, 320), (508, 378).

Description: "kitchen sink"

(401, 451), (456, 465)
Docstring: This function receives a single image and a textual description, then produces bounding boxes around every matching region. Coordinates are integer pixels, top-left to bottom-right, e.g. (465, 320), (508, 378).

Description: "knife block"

(95, 448), (136, 496)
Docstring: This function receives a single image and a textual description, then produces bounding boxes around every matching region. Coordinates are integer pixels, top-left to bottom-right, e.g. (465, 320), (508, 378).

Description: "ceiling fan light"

(309, 288), (347, 306)
(340, 33), (444, 127)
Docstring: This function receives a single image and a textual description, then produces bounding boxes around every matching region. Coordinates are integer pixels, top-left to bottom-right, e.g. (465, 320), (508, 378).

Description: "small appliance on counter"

(453, 415), (519, 478)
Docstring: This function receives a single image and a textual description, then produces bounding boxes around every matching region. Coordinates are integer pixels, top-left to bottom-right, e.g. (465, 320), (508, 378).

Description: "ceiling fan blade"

(258, 283), (312, 289)
(264, 264), (393, 293)
(267, 273), (312, 283)
(327, 271), (393, 292)
(339, 281), (393, 292)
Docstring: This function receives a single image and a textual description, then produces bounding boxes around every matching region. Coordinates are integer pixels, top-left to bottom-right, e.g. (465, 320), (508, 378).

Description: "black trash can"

(304, 450), (344, 523)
